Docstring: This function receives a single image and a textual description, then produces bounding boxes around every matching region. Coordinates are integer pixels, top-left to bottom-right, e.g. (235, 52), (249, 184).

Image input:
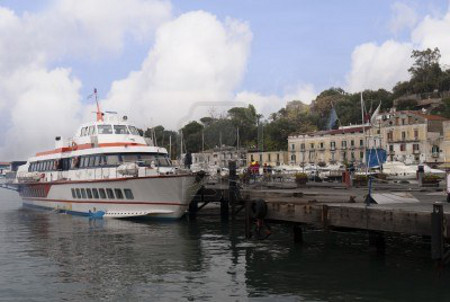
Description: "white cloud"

(389, 2), (418, 34)
(102, 11), (253, 130)
(412, 10), (450, 66)
(347, 4), (450, 93)
(0, 1), (172, 160)
(346, 40), (413, 93)
(0, 67), (82, 159)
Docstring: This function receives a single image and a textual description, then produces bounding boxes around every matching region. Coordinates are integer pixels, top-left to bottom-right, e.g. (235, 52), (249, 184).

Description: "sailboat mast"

(360, 92), (367, 171)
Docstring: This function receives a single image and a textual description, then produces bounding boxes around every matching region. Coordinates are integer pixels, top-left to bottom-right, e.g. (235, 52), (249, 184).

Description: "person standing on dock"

(184, 151), (192, 170)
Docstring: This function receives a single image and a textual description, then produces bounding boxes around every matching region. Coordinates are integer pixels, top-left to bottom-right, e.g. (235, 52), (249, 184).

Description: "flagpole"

(361, 92), (368, 174)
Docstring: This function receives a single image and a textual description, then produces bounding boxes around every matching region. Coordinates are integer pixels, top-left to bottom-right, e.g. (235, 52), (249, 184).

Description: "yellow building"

(379, 110), (446, 165)
(246, 151), (289, 167)
(288, 125), (369, 166)
(287, 110), (448, 167)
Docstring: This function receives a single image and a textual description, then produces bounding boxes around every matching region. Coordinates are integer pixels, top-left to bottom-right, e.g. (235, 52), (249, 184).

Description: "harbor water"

(1, 189), (450, 301)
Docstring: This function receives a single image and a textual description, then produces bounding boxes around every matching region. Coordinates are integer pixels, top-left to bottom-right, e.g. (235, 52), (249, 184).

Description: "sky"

(1, 0), (450, 160)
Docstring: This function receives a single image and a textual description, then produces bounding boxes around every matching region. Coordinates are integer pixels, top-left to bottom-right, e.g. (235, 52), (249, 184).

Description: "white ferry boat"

(8, 104), (205, 219)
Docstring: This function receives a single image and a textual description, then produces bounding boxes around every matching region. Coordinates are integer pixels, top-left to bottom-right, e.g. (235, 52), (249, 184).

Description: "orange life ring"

(71, 141), (78, 150)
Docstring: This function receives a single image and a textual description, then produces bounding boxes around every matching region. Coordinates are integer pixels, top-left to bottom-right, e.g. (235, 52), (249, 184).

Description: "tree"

(181, 121), (204, 153)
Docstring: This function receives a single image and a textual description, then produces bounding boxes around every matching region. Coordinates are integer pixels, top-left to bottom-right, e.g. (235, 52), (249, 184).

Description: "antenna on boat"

(92, 88), (104, 122)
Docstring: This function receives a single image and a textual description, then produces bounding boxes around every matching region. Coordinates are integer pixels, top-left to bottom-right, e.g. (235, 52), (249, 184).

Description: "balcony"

(432, 152), (440, 158)
(413, 149), (421, 154)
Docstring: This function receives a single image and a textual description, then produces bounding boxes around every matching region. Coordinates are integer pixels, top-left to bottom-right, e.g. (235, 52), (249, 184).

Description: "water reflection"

(2, 190), (450, 301)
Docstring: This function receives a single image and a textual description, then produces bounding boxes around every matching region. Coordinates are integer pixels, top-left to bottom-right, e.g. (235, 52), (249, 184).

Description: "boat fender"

(250, 199), (267, 219)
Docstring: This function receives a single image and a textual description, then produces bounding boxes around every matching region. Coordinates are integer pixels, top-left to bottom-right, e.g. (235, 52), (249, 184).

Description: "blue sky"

(1, 0), (450, 159)
(3, 0), (447, 98)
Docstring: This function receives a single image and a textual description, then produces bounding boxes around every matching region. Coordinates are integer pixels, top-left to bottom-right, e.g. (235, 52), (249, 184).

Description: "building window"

(291, 143), (295, 151)
(99, 188), (106, 199)
(76, 188), (81, 199)
(310, 143), (315, 149)
(320, 142), (324, 149)
(387, 132), (393, 141)
(360, 139), (364, 147)
(81, 189), (87, 199)
(400, 143), (406, 151)
(413, 144), (420, 151)
(277, 153), (280, 161)
(342, 141), (347, 148)
(414, 130), (418, 140)
(250, 155), (254, 161)
(86, 189), (93, 199)
(71, 188), (76, 199)
(268, 154), (271, 161)
(360, 151), (364, 160)
(351, 140), (354, 147)
(300, 143), (305, 150)
(389, 145), (394, 152)
(330, 141), (335, 150)
(402, 131), (406, 141)
(291, 154), (296, 162)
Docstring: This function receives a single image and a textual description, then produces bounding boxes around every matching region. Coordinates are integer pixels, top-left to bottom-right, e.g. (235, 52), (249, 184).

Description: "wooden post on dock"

(188, 188), (200, 219)
(229, 160), (237, 218)
(431, 202), (444, 261)
(293, 224), (303, 243)
(244, 200), (251, 239)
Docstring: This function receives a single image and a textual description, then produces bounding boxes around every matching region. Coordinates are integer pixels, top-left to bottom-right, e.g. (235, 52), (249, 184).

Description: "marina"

(3, 1), (450, 301)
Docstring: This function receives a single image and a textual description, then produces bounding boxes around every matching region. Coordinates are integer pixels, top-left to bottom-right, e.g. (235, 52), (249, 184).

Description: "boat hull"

(18, 175), (200, 219)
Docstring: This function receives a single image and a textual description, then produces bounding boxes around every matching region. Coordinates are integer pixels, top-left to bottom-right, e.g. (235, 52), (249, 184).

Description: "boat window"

(99, 188), (106, 199)
(86, 188), (93, 199)
(62, 158), (71, 171)
(106, 154), (121, 166)
(124, 189), (134, 200)
(114, 189), (124, 199)
(94, 155), (102, 166)
(114, 125), (129, 135)
(76, 188), (81, 199)
(92, 188), (99, 199)
(72, 157), (80, 169)
(88, 156), (96, 167)
(98, 125), (113, 134)
(154, 154), (172, 167)
(106, 188), (115, 199)
(79, 157), (86, 168)
(80, 127), (88, 136)
(128, 126), (140, 135)
(122, 154), (139, 163)
(88, 126), (97, 135)
(81, 188), (87, 199)
(71, 188), (76, 199)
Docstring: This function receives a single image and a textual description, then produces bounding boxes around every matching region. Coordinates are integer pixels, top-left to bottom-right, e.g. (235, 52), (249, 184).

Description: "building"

(288, 125), (370, 166)
(191, 147), (247, 169)
(380, 110), (446, 164)
(287, 110), (448, 167)
(246, 151), (289, 167)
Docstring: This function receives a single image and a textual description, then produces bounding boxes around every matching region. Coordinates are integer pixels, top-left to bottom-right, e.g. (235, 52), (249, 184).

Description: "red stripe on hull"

(22, 197), (186, 206)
